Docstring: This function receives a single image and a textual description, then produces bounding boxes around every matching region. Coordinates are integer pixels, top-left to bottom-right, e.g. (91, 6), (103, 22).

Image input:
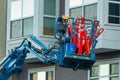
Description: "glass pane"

(30, 71), (54, 80)
(109, 3), (120, 16)
(44, 0), (56, 16)
(108, 16), (119, 24)
(70, 0), (82, 7)
(90, 66), (98, 77)
(11, 20), (22, 38)
(110, 63), (119, 75)
(100, 64), (109, 76)
(30, 73), (37, 80)
(43, 17), (55, 35)
(38, 72), (46, 80)
(110, 76), (119, 80)
(84, 4), (97, 20)
(23, 0), (34, 17)
(99, 77), (109, 80)
(70, 7), (82, 18)
(23, 17), (33, 36)
(46, 71), (53, 80)
(11, 0), (22, 20)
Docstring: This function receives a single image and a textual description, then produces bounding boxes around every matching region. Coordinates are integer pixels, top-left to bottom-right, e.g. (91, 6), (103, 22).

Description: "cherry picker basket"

(67, 18), (96, 70)
(55, 16), (103, 70)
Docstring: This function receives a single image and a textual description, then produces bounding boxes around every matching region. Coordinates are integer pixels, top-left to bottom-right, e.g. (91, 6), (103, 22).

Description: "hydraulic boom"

(0, 16), (104, 80)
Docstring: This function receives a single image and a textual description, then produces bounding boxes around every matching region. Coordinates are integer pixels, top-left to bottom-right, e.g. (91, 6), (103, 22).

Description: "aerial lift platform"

(0, 16), (104, 80)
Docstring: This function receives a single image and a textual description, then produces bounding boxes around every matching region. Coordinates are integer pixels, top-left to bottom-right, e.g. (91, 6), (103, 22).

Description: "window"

(90, 63), (119, 80)
(69, 4), (97, 21)
(28, 66), (55, 80)
(10, 0), (34, 39)
(23, 17), (34, 36)
(43, 17), (55, 35)
(84, 4), (97, 21)
(43, 0), (56, 36)
(109, 0), (120, 24)
(70, 0), (82, 7)
(11, 20), (22, 38)
(90, 65), (99, 77)
(8, 0), (59, 38)
(30, 71), (53, 80)
(70, 7), (82, 18)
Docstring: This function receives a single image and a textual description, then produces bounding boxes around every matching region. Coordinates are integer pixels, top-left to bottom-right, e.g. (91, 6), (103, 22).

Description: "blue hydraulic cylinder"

(0, 50), (26, 80)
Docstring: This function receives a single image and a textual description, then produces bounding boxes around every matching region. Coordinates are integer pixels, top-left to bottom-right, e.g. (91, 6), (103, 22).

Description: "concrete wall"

(56, 65), (88, 80)
(12, 62), (88, 80)
(0, 0), (7, 61)
(60, 0), (65, 15)
(12, 62), (52, 80)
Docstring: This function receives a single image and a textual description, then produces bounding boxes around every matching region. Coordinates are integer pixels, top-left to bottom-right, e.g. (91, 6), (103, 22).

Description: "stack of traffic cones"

(73, 17), (104, 55)
(65, 16), (104, 55)
(71, 17), (90, 55)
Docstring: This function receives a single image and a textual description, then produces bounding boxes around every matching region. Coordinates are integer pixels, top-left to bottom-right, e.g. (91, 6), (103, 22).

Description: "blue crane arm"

(0, 36), (59, 80)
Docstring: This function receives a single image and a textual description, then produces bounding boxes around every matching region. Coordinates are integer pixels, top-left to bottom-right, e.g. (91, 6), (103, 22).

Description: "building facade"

(68, 0), (120, 80)
(0, 0), (120, 80)
(0, 0), (7, 61)
(5, 0), (88, 80)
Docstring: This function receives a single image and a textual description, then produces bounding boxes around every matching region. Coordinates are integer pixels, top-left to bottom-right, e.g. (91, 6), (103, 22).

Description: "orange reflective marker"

(95, 28), (104, 38)
(89, 28), (104, 50)
(97, 28), (104, 35)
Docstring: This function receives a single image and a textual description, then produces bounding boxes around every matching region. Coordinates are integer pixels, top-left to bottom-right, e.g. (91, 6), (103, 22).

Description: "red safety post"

(75, 17), (91, 55)
(88, 27), (104, 51)
(76, 17), (84, 54)
(66, 25), (73, 37)
(77, 27), (84, 54)
(89, 21), (99, 49)
(82, 27), (90, 55)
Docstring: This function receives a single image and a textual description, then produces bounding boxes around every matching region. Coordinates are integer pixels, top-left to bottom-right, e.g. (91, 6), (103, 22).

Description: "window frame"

(69, 3), (98, 21)
(10, 16), (34, 39)
(69, 6), (82, 18)
(89, 58), (120, 80)
(28, 66), (55, 80)
(7, 0), (35, 40)
(7, 0), (60, 40)
(6, 0), (60, 57)
(43, 0), (59, 36)
(84, 3), (97, 21)
(108, 0), (120, 24)
(10, 19), (22, 38)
